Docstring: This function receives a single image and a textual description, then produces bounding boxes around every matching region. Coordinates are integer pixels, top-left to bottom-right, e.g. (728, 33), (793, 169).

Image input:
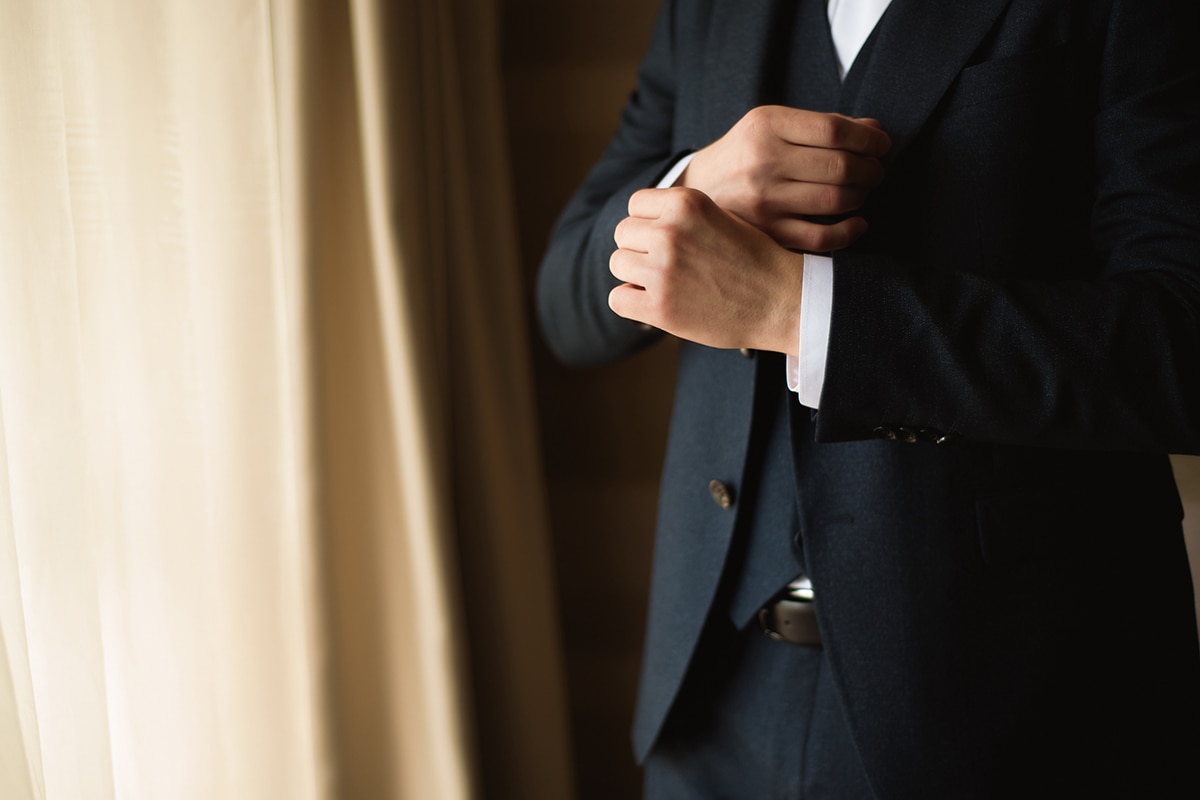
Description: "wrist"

(763, 250), (805, 356)
(678, 146), (711, 194)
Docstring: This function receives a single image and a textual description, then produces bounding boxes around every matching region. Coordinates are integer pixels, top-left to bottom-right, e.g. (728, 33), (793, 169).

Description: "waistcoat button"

(708, 479), (735, 509)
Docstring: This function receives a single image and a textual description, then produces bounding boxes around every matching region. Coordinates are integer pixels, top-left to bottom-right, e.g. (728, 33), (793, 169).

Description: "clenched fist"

(681, 106), (890, 251)
(609, 187), (807, 355)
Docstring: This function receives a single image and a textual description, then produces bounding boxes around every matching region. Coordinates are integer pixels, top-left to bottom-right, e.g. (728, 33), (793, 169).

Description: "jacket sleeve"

(816, 0), (1200, 454)
(535, 1), (681, 367)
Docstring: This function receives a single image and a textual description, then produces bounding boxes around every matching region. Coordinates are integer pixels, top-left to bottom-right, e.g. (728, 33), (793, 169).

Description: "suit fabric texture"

(536, 0), (1200, 797)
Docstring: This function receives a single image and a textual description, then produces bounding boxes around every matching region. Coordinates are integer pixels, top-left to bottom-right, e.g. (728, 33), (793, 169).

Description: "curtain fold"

(0, 2), (326, 797)
(0, 0), (572, 797)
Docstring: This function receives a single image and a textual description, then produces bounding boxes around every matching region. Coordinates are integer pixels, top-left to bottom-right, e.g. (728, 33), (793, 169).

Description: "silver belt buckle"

(758, 576), (822, 647)
(785, 575), (814, 602)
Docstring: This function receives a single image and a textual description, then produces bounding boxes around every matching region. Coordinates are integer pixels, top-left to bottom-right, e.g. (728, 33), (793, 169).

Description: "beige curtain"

(0, 0), (573, 798)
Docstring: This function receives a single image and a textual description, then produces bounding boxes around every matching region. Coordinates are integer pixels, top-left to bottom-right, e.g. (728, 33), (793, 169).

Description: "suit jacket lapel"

(702, 0), (1013, 160)
(701, 0), (796, 139)
(844, 0), (1012, 161)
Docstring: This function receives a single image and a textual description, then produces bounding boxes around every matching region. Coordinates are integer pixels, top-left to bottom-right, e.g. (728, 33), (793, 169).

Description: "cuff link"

(872, 424), (959, 445)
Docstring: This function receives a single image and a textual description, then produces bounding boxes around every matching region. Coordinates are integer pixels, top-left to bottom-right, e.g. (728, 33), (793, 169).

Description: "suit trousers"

(643, 612), (874, 800)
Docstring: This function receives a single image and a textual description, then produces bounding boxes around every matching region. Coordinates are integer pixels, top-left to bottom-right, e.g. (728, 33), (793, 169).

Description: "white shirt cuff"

(786, 254), (833, 409)
(657, 152), (697, 188)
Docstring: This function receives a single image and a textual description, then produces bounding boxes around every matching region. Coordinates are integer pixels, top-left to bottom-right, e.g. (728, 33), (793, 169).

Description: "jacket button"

(708, 479), (735, 509)
(739, 348), (754, 359)
(897, 426), (919, 444)
(873, 425), (898, 441)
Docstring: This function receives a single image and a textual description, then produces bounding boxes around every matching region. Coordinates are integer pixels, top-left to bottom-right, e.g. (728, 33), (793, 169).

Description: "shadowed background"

(502, 3), (667, 798)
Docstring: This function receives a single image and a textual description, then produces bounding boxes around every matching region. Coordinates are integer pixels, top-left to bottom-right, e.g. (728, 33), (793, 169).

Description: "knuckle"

(659, 223), (680, 251)
(808, 114), (837, 145)
(799, 225), (837, 253)
(824, 152), (850, 183)
(740, 106), (777, 143)
(818, 184), (860, 215)
(675, 187), (708, 215)
(743, 192), (771, 224)
(816, 184), (841, 213)
(658, 245), (683, 278)
(742, 105), (771, 128)
(654, 292), (679, 326)
(660, 186), (685, 209)
(745, 137), (776, 175)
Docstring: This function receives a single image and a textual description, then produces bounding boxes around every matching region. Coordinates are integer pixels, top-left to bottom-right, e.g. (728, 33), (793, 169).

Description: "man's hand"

(609, 107), (890, 354)
(609, 187), (806, 355)
(680, 106), (890, 252)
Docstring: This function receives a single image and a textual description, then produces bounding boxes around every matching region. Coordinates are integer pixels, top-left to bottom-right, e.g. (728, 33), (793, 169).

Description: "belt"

(757, 580), (822, 647)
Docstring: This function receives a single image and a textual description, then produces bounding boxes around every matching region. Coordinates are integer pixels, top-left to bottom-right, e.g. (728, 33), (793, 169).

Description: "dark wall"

(500, 2), (673, 798)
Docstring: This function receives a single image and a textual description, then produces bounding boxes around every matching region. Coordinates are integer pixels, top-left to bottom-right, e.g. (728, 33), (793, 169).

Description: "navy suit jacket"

(537, 0), (1200, 796)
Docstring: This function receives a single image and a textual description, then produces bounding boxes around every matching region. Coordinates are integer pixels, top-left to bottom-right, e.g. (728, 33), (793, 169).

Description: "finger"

(626, 187), (669, 219)
(609, 247), (655, 288)
(778, 147), (885, 189)
(852, 116), (884, 130)
(768, 216), (870, 253)
(628, 185), (712, 221)
(769, 181), (872, 216)
(613, 216), (654, 252)
(608, 282), (654, 325)
(770, 108), (891, 157)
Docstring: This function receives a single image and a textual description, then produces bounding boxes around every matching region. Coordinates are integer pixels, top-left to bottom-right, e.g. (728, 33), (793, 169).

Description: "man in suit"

(536, 0), (1200, 797)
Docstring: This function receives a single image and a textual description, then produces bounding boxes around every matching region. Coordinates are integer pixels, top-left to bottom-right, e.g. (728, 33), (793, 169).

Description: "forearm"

(535, 0), (680, 366)
(537, 157), (674, 366)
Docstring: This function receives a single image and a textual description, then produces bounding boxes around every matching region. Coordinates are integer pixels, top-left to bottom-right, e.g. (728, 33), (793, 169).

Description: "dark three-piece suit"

(536, 0), (1200, 797)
